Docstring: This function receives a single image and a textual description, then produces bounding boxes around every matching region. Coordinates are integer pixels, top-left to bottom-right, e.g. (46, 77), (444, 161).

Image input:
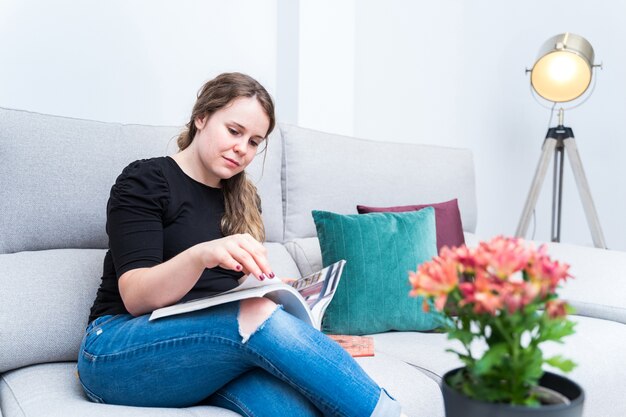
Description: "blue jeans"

(77, 302), (401, 417)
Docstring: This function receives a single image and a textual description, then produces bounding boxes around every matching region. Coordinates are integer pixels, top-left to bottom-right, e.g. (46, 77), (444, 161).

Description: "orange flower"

(443, 245), (484, 274)
(409, 237), (572, 317)
(500, 281), (540, 313)
(526, 245), (571, 291)
(546, 299), (568, 319)
(459, 273), (504, 315)
(480, 236), (532, 279)
(409, 255), (458, 311)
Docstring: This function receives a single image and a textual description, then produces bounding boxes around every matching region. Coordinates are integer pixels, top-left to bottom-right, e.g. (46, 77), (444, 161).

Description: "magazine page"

(149, 282), (308, 322)
(149, 260), (346, 329)
(290, 260), (345, 329)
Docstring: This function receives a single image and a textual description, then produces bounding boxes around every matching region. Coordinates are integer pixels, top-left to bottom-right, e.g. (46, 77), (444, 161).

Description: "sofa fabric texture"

(280, 123), (478, 240)
(2, 107), (625, 417)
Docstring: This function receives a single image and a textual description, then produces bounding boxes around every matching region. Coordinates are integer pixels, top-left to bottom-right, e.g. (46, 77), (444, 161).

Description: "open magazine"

(149, 260), (346, 331)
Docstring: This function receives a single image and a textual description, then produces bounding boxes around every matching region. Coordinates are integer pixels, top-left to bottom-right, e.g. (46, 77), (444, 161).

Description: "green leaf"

(447, 327), (474, 345)
(545, 355), (577, 373)
(474, 343), (508, 375)
(519, 347), (544, 382)
(538, 318), (576, 343)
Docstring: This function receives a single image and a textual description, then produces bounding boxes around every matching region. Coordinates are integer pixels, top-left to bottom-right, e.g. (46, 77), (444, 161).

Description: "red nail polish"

(236, 265), (242, 271)
(269, 272), (275, 278)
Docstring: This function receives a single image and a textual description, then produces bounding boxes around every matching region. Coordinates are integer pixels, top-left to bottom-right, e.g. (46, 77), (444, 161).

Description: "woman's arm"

(119, 233), (273, 316)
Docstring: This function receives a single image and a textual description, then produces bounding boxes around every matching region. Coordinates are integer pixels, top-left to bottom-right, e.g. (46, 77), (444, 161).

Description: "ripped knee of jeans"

(237, 297), (280, 344)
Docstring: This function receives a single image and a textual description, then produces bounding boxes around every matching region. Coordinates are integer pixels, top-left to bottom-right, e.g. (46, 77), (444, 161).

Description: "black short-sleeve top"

(88, 157), (244, 323)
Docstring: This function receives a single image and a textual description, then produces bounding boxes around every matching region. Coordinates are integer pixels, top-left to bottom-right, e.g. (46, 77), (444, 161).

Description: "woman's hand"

(119, 234), (274, 316)
(192, 233), (274, 281)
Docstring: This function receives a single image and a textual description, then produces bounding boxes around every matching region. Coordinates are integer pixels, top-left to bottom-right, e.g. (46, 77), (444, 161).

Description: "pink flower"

(500, 281), (540, 313)
(408, 236), (572, 317)
(546, 299), (568, 319)
(409, 255), (458, 311)
(480, 236), (532, 279)
(459, 273), (504, 315)
(443, 245), (486, 274)
(526, 245), (571, 291)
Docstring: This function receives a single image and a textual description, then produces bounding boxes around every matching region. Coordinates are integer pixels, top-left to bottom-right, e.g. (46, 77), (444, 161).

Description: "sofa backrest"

(0, 107), (285, 255)
(280, 124), (477, 240)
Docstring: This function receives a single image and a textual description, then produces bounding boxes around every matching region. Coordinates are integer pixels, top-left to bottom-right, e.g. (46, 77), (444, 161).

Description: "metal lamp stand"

(515, 109), (607, 248)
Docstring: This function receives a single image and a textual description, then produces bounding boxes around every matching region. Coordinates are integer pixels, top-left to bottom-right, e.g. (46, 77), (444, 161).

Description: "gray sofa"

(1, 106), (625, 417)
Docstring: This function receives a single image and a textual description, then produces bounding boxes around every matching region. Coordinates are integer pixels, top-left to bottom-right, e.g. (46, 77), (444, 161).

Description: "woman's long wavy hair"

(176, 72), (275, 242)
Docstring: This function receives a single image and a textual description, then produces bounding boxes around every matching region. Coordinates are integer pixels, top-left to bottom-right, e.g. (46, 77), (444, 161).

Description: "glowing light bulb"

(531, 52), (591, 102)
(546, 53), (577, 83)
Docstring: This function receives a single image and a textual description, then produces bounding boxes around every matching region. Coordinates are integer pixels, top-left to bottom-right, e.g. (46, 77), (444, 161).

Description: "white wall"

(298, 0), (626, 251)
(0, 0), (278, 126)
(298, 0), (355, 136)
(2, 1), (624, 250)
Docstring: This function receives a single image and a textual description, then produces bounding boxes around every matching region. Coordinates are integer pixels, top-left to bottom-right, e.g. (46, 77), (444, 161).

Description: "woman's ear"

(194, 115), (208, 130)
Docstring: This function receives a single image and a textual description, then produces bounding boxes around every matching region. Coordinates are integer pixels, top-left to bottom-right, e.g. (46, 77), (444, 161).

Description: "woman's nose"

(233, 140), (248, 154)
(233, 138), (249, 154)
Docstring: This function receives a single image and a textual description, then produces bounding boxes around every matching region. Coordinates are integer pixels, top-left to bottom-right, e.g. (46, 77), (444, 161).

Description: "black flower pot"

(442, 367), (585, 417)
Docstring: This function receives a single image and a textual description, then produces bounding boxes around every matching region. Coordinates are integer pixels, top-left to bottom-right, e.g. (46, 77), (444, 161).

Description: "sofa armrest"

(464, 234), (626, 324)
(539, 241), (626, 324)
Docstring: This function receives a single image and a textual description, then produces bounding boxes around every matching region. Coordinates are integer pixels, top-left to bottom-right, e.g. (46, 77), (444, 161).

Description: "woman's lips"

(223, 157), (241, 168)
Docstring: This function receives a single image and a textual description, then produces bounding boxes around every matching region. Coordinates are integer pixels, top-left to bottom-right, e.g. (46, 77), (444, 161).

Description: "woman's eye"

(249, 139), (260, 147)
(228, 128), (239, 135)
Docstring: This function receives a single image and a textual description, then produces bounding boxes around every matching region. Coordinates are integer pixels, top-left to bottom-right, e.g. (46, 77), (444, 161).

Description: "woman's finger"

(230, 235), (274, 279)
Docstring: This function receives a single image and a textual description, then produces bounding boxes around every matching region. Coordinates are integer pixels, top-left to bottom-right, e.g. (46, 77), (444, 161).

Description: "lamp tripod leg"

(516, 138), (557, 238)
(563, 138), (607, 249)
(551, 144), (565, 242)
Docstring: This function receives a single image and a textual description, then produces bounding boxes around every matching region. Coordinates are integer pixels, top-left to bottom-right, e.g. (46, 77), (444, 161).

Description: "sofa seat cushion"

(0, 363), (239, 417)
(0, 354), (445, 417)
(371, 330), (461, 382)
(371, 315), (626, 417)
(355, 352), (444, 416)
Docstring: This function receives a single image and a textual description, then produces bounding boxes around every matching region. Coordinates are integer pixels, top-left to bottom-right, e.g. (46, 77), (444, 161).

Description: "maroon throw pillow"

(357, 199), (465, 253)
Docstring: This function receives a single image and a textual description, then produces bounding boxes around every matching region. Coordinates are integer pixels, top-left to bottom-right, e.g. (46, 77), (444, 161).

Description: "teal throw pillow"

(312, 207), (441, 335)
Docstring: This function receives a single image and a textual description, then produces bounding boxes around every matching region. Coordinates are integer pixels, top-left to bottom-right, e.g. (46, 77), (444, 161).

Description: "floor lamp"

(515, 33), (607, 249)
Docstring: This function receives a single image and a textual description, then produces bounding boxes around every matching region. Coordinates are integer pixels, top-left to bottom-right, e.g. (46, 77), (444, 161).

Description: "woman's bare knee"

(238, 297), (278, 342)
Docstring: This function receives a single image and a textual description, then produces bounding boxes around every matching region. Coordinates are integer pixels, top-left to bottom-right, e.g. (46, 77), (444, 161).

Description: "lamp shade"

(530, 33), (595, 102)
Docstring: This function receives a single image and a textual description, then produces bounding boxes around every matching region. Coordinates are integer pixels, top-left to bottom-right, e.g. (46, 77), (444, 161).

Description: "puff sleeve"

(106, 159), (170, 278)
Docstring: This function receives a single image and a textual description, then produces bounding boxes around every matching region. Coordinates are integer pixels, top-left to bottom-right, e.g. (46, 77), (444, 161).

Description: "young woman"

(78, 72), (405, 417)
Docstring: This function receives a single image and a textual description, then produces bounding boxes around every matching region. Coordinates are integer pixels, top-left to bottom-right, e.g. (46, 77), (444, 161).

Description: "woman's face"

(193, 96), (270, 187)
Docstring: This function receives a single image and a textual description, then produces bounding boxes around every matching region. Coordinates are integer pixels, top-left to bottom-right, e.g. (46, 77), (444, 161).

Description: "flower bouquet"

(409, 236), (581, 410)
